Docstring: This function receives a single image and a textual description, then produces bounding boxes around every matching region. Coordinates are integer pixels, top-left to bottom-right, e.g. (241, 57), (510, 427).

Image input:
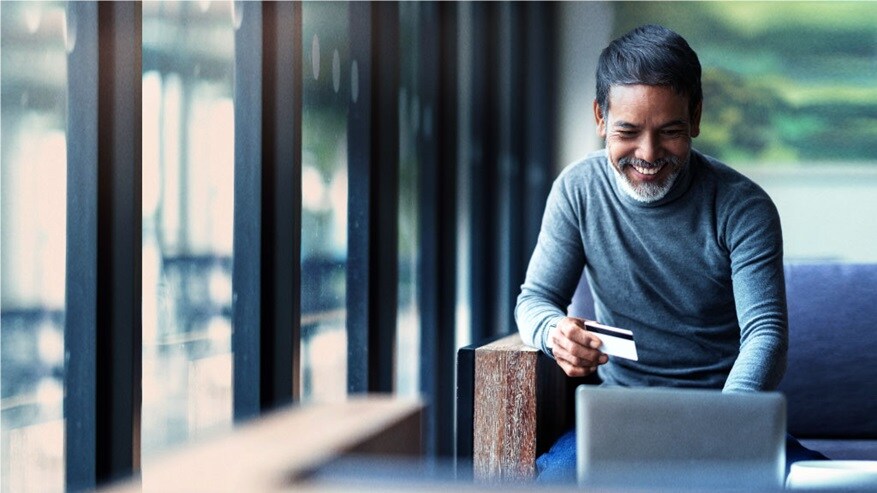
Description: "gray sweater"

(515, 149), (787, 392)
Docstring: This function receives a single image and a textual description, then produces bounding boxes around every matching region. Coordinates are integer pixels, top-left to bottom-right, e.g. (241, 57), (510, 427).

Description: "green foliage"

(613, 1), (877, 165)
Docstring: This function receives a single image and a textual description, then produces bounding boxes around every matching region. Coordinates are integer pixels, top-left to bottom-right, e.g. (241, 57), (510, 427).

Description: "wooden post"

(473, 335), (540, 481)
(471, 333), (590, 482)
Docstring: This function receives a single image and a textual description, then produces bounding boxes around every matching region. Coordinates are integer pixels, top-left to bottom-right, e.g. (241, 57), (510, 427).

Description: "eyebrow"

(613, 121), (639, 129)
(612, 119), (689, 129)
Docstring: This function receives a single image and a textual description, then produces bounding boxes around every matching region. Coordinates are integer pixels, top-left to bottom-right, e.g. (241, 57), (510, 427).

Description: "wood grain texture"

(473, 334), (540, 481)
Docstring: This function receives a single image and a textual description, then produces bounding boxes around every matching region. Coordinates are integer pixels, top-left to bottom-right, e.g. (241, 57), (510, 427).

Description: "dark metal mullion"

(431, 1), (461, 458)
(348, 2), (399, 394)
(468, 3), (500, 343)
(436, 2), (460, 459)
(232, 1), (263, 422)
(65, 5), (99, 486)
(234, 1), (304, 419)
(368, 2), (400, 393)
(496, 3), (527, 336)
(65, 2), (142, 489)
(496, 3), (512, 337)
(259, 1), (302, 409)
(418, 1), (459, 459)
(455, 343), (476, 478)
(523, 3), (556, 260)
(509, 5), (528, 329)
(417, 0), (440, 456)
(347, 1), (373, 393)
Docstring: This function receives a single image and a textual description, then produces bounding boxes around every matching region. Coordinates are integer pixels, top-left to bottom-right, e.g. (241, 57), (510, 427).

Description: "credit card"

(584, 321), (638, 361)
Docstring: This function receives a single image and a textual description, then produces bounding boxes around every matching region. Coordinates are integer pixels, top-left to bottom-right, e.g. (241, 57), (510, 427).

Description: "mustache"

(618, 156), (680, 169)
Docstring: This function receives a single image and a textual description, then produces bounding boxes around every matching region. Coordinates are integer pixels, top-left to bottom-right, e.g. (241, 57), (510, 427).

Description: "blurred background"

(2, 1), (875, 491)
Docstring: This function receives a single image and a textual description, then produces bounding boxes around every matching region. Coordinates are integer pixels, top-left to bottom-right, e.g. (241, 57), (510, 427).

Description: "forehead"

(606, 84), (690, 122)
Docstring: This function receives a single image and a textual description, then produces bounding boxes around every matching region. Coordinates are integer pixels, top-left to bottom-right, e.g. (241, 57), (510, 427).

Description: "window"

(300, 1), (349, 401)
(3, 2), (468, 487)
(1, 2), (68, 492)
(141, 0), (235, 460)
(397, 1), (422, 397)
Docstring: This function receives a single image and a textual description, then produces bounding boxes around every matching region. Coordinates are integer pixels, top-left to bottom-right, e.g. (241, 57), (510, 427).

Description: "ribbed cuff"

(542, 319), (560, 359)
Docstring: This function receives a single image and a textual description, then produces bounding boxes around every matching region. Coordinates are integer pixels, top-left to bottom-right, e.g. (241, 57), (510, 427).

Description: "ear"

(690, 100), (703, 138)
(594, 99), (607, 139)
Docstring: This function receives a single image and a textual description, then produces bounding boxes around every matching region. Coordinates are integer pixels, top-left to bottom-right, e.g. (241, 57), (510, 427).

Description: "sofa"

(773, 262), (877, 460)
(457, 262), (877, 481)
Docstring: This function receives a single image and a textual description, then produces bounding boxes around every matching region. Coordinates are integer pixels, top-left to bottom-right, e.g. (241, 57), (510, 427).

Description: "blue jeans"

(536, 428), (828, 483)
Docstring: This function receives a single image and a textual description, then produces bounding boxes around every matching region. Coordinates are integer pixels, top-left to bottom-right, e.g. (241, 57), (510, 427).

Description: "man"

(515, 24), (824, 481)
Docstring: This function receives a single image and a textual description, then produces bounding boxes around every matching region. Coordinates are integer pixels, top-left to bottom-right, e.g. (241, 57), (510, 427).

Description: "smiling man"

(600, 84), (696, 203)
(515, 24), (825, 481)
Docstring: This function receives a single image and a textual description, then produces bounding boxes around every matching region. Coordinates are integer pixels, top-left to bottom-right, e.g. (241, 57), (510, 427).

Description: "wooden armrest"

(465, 333), (587, 482)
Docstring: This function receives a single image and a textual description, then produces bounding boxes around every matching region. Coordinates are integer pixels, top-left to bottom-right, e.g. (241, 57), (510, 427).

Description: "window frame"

(64, 2), (143, 488)
(231, 0), (303, 422)
(346, 1), (400, 394)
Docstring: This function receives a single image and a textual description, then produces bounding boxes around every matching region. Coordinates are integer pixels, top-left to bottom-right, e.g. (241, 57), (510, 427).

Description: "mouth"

(611, 155), (685, 203)
(630, 162), (664, 177)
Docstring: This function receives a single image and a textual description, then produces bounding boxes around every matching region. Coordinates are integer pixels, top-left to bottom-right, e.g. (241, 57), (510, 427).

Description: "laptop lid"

(576, 386), (786, 490)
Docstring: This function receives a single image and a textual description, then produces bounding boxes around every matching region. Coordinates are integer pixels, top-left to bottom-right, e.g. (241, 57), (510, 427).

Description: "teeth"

(632, 164), (662, 176)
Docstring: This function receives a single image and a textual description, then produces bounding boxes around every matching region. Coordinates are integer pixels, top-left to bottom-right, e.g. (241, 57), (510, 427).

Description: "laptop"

(576, 386), (786, 490)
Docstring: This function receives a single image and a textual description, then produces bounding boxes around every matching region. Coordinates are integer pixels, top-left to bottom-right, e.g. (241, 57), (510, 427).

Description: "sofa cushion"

(799, 439), (877, 461)
(569, 263), (877, 440)
(780, 262), (877, 439)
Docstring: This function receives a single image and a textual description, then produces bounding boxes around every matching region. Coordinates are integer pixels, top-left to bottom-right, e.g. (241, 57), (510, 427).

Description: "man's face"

(594, 84), (701, 202)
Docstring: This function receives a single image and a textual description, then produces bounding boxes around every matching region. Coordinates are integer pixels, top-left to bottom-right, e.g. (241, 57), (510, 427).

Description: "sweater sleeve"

(515, 172), (587, 355)
(722, 191), (788, 392)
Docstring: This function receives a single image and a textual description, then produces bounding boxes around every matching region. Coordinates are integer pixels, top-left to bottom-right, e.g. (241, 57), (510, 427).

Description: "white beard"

(611, 164), (682, 203)
(607, 149), (686, 203)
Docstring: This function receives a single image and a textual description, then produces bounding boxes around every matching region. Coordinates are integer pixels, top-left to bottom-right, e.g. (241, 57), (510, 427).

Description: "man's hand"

(549, 317), (609, 377)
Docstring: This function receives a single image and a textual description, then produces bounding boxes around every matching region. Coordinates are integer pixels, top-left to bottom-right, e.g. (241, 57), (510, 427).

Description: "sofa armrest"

(457, 333), (593, 482)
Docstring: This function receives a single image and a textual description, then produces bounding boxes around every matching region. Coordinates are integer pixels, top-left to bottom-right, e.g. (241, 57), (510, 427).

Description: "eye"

(616, 130), (637, 139)
(661, 128), (685, 138)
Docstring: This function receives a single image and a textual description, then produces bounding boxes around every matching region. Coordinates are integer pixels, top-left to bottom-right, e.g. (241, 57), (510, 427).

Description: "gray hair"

(596, 24), (702, 118)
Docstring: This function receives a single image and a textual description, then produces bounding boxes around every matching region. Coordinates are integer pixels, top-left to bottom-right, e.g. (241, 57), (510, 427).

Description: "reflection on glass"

(301, 2), (349, 402)
(1, 2), (68, 492)
(141, 0), (235, 466)
(455, 3), (474, 351)
(397, 2), (421, 397)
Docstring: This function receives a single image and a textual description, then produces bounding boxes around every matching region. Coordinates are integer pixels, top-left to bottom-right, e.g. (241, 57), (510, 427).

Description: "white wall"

(744, 166), (877, 264)
(556, 2), (614, 173)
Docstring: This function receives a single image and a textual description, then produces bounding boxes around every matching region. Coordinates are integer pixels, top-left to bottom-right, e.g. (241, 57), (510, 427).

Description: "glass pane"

(301, 2), (349, 402)
(1, 2), (68, 492)
(141, 0), (235, 465)
(455, 3), (474, 350)
(612, 2), (877, 262)
(397, 2), (421, 397)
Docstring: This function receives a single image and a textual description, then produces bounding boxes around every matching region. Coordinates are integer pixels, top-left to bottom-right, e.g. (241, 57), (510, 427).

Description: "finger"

(556, 342), (609, 369)
(552, 319), (591, 353)
(554, 345), (601, 369)
(555, 358), (593, 378)
(558, 320), (603, 350)
(556, 317), (586, 334)
(553, 333), (604, 365)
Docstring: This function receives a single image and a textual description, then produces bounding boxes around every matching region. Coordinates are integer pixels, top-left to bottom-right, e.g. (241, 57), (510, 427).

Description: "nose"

(636, 133), (661, 164)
